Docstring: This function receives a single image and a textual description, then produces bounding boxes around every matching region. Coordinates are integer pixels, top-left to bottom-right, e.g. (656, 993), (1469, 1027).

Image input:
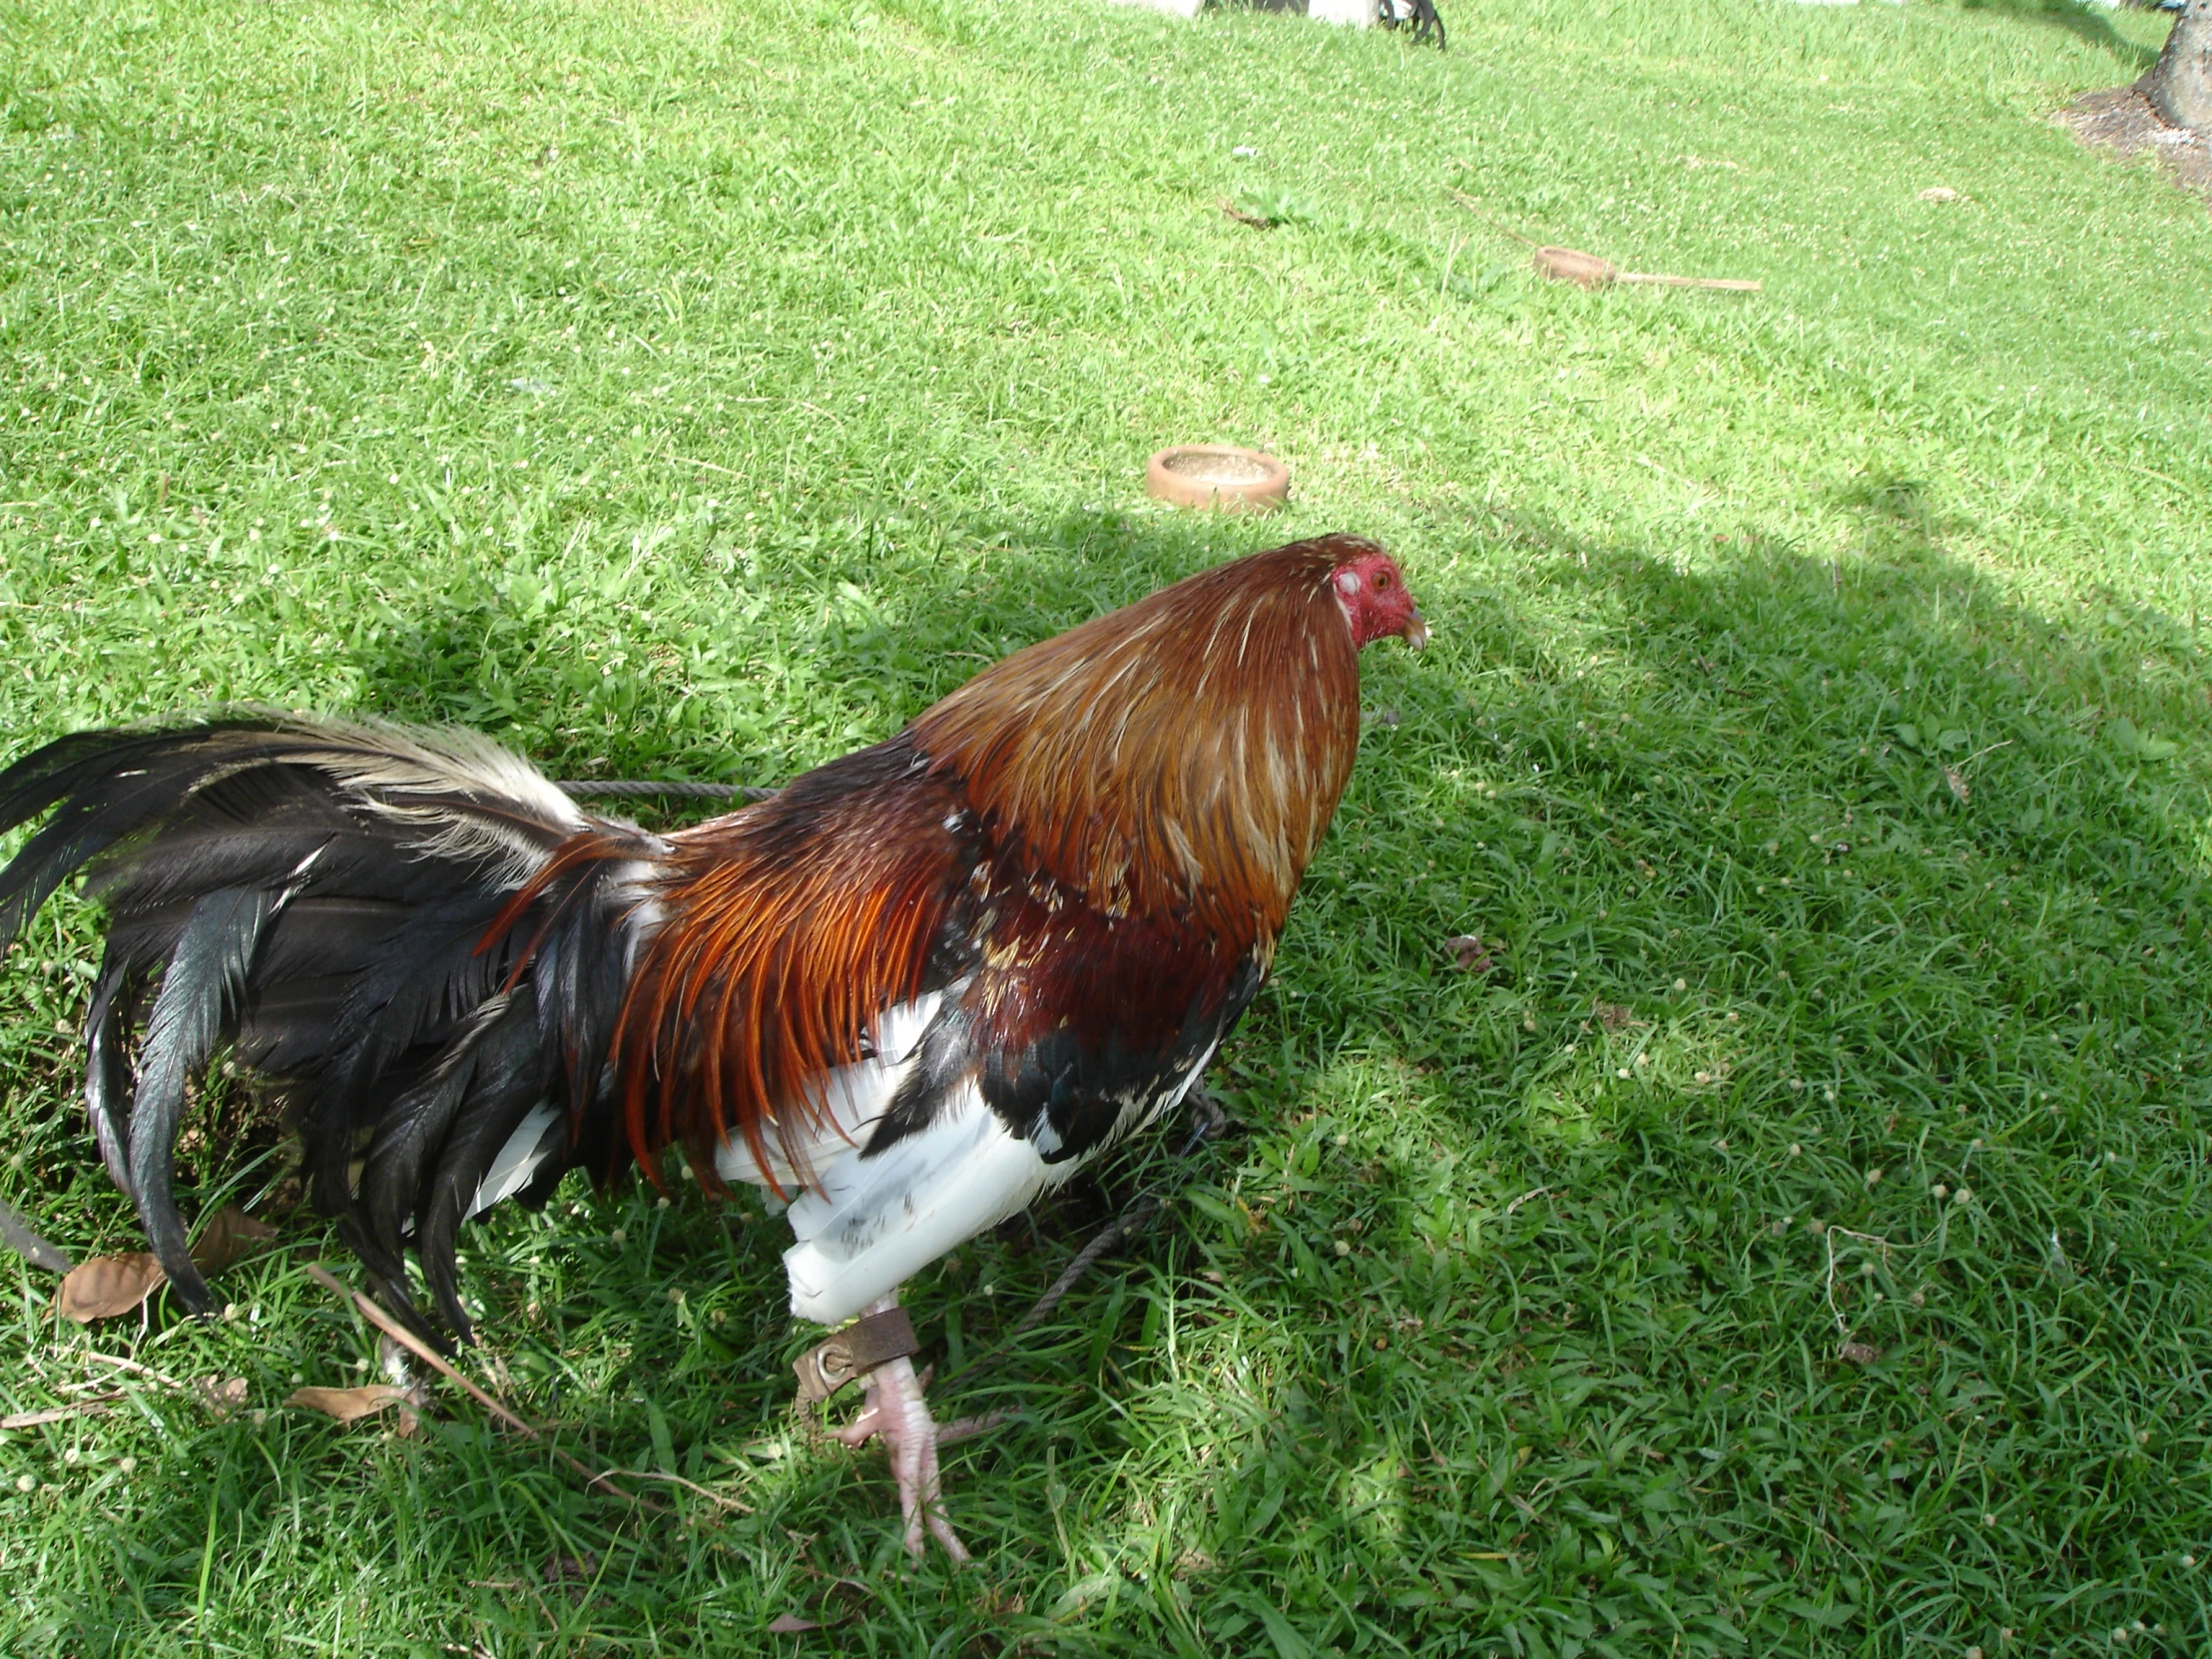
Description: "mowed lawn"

(3, 0), (2211, 1651)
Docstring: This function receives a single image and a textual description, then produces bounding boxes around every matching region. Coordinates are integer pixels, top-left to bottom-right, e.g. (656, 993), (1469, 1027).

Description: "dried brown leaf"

(543, 1551), (599, 1586)
(285, 1383), (412, 1424)
(191, 1207), (277, 1274)
(57, 1254), (167, 1322)
(1595, 1001), (1635, 1031)
(1943, 765), (1969, 805)
(1444, 934), (1493, 973)
(767, 1614), (821, 1633)
(1838, 1342), (1881, 1366)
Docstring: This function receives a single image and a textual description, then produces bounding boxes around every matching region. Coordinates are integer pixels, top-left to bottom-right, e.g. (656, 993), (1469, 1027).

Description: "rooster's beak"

(1403, 614), (1429, 653)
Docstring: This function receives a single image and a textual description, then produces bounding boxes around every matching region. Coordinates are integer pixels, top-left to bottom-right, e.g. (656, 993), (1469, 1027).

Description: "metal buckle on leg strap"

(793, 1306), (920, 1403)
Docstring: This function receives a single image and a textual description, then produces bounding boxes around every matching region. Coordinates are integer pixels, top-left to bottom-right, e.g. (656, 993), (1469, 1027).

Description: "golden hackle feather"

(911, 538), (1365, 951)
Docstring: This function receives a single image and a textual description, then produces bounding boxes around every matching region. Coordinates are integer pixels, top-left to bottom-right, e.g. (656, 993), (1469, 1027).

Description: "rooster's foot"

(836, 1354), (1001, 1561)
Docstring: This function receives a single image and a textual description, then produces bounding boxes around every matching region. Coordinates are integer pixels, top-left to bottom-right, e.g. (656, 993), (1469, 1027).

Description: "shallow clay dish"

(1145, 444), (1289, 514)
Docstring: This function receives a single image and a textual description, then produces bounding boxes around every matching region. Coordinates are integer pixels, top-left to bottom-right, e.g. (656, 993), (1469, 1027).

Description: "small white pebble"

(656, 1196), (670, 1209)
(1933, 1183), (1949, 1198)
(62, 1448), (80, 1465)
(1725, 1011), (1738, 1022)
(1866, 1168), (1884, 1186)
(710, 1309), (727, 1326)
(1789, 1078), (1803, 1091)
(251, 1409), (268, 1428)
(1982, 1513), (1995, 1526)
(2136, 1430), (2150, 1445)
(1333, 1133), (1349, 1147)
(1694, 1070), (1711, 1084)
(1634, 1053), (1648, 1068)
(2184, 1554), (2197, 1568)
(668, 1286), (682, 1302)
(1334, 1240), (1351, 1256)
(1616, 1067), (1631, 1079)
(1788, 1144), (1802, 1157)
(610, 1228), (626, 1245)
(118, 1456), (137, 1474)
(1966, 1648), (1984, 1659)
(14, 1473), (34, 1492)
(290, 1373), (304, 1385)
(1954, 1187), (1973, 1206)
(224, 1303), (241, 1322)
(1673, 978), (1686, 992)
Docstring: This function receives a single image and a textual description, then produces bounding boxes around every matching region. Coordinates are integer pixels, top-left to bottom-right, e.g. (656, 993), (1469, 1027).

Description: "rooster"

(0, 532), (1424, 1557)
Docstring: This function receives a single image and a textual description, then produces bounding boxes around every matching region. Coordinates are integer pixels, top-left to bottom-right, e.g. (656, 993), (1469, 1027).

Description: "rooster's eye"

(1374, 572), (1391, 590)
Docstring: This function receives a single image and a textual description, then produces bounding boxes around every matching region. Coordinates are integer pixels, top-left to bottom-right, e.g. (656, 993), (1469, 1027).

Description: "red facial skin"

(1329, 550), (1428, 652)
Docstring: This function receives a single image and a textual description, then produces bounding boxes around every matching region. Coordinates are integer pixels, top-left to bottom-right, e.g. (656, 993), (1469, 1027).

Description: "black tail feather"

(0, 716), (667, 1337)
(83, 955), (135, 1199)
(125, 886), (276, 1310)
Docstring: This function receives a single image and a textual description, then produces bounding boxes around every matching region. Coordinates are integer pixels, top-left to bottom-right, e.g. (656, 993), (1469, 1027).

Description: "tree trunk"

(2142, 0), (2212, 131)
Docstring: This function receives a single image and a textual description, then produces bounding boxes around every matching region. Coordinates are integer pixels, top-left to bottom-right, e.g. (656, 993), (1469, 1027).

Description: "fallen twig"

(1532, 246), (1761, 292)
(81, 1352), (187, 1390)
(303, 1263), (660, 1510)
(587, 1468), (754, 1512)
(1444, 187), (1536, 246)
(2, 1395), (119, 1430)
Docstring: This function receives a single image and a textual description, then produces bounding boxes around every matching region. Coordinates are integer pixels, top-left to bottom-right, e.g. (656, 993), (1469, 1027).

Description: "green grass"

(3, 0), (2211, 1651)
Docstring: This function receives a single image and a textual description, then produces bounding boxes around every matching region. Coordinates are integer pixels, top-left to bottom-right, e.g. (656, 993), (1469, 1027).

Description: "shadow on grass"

(9, 497), (2212, 1654)
(1954, 0), (2164, 73)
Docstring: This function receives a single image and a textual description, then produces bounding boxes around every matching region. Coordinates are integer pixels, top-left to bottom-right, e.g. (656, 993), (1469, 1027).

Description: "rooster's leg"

(834, 1292), (997, 1561)
(1178, 1078), (1233, 1156)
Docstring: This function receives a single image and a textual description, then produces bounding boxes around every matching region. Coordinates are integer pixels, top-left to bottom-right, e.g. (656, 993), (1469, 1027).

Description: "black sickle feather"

(127, 886), (276, 1311)
(82, 954), (135, 1200)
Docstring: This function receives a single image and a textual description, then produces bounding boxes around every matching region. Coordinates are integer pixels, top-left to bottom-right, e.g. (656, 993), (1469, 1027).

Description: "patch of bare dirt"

(2056, 84), (2212, 207)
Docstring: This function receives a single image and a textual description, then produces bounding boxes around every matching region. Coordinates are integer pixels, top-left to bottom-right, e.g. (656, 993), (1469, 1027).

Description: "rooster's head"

(1328, 541), (1428, 653)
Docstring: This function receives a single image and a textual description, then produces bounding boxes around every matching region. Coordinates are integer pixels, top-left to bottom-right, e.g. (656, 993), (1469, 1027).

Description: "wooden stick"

(1615, 271), (1763, 291)
(589, 1467), (754, 1512)
(82, 1352), (187, 1389)
(1444, 187), (1535, 245)
(2, 1397), (119, 1430)
(302, 1264), (658, 1510)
